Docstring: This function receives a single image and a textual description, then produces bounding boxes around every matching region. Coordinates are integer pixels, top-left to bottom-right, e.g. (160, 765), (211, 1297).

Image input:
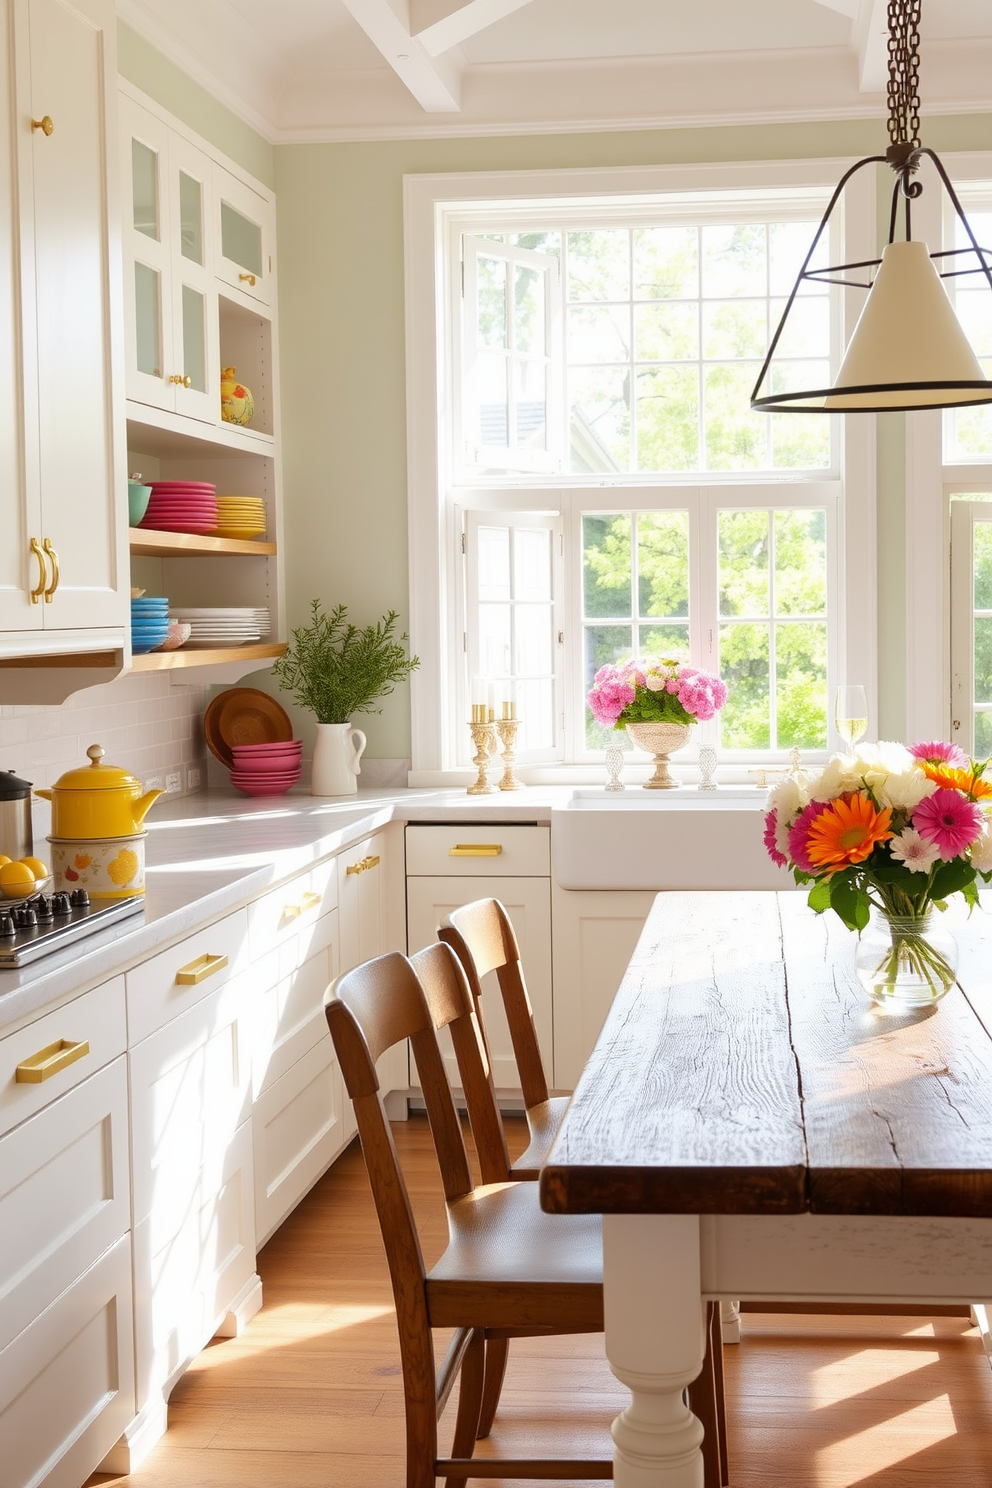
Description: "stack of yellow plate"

(215, 495), (267, 540)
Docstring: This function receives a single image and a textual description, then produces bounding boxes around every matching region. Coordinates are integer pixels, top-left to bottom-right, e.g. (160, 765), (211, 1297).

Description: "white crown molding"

(116, 0), (280, 143)
(116, 4), (992, 149)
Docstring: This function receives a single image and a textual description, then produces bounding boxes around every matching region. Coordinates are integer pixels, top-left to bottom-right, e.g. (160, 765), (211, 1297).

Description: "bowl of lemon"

(0, 855), (53, 899)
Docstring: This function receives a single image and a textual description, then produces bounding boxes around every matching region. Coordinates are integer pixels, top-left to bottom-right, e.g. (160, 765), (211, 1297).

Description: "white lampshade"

(822, 240), (992, 410)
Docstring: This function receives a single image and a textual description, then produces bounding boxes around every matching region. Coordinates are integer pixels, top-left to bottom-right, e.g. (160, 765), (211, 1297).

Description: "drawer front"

(253, 1037), (349, 1246)
(126, 908), (250, 1045)
(0, 976), (126, 1140)
(252, 943), (336, 1099)
(0, 1233), (135, 1488)
(0, 1057), (130, 1354)
(133, 1118), (255, 1411)
(405, 824), (550, 878)
(129, 971), (253, 1228)
(247, 858), (337, 962)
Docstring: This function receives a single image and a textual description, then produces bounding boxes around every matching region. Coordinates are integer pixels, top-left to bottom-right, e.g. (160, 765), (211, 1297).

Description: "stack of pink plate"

(229, 739), (303, 796)
(140, 481), (218, 535)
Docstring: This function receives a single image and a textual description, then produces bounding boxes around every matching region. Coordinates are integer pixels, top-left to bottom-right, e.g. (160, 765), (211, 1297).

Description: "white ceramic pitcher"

(311, 722), (367, 796)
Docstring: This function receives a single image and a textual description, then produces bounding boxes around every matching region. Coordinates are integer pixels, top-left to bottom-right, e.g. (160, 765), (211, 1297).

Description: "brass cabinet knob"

(182, 374), (192, 387)
(31, 115), (54, 136)
(239, 272), (256, 286)
(42, 537), (60, 601)
(29, 537), (46, 603)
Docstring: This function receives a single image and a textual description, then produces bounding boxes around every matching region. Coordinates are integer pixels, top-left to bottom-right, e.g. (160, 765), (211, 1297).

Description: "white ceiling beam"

(338, 0), (463, 111)
(808, 0), (859, 16)
(854, 0), (889, 93)
(412, 0), (537, 57)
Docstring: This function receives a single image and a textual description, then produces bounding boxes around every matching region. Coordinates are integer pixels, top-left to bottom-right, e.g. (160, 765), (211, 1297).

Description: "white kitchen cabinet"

(0, 0), (128, 670)
(339, 824), (408, 1105)
(0, 974), (135, 1488)
(127, 958), (259, 1456)
(120, 81), (285, 685)
(551, 887), (654, 1090)
(405, 824), (553, 1096)
(249, 860), (352, 1244)
(121, 93), (218, 423)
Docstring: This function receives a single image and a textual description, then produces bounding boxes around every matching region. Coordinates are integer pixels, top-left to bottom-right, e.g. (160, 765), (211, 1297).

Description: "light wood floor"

(89, 1115), (992, 1488)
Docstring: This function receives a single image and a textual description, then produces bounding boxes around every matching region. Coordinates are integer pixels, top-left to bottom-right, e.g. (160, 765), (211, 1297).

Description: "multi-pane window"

(946, 208), (992, 461)
(459, 219), (834, 480)
(580, 498), (832, 757)
(950, 497), (992, 756)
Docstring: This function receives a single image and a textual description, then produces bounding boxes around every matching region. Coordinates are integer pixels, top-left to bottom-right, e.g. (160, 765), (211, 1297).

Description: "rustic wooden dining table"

(540, 889), (992, 1488)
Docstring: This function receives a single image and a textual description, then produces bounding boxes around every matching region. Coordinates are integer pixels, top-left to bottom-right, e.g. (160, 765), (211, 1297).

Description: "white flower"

(767, 774), (806, 821)
(889, 827), (942, 874)
(970, 815), (992, 873)
(643, 674), (666, 691)
(811, 740), (936, 811)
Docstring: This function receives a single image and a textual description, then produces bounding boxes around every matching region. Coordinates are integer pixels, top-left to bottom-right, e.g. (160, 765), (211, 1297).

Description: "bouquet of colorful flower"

(588, 656), (728, 730)
(764, 739), (992, 996)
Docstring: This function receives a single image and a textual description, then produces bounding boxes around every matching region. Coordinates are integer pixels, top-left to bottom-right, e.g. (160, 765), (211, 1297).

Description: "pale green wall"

(117, 24), (274, 187)
(274, 114), (992, 754)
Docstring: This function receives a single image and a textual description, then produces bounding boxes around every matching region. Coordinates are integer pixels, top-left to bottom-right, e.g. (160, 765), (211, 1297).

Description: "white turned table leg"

(604, 1214), (705, 1487)
(720, 1299), (741, 1344)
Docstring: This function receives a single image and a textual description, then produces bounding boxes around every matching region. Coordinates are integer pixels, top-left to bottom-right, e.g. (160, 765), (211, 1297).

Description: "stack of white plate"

(250, 607), (271, 638)
(169, 607), (263, 648)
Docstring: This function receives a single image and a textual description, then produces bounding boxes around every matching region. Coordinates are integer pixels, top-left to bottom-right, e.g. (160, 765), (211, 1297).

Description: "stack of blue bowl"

(131, 596), (170, 654)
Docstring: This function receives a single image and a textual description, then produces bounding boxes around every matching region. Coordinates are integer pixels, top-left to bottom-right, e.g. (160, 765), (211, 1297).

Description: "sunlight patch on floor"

(811, 1347), (941, 1399)
(187, 1302), (393, 1369)
(817, 1394), (957, 1481)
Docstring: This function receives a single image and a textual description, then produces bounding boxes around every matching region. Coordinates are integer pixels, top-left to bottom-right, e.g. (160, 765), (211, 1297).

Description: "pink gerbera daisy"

(763, 809), (787, 869)
(913, 787), (985, 859)
(787, 799), (830, 875)
(908, 739), (969, 770)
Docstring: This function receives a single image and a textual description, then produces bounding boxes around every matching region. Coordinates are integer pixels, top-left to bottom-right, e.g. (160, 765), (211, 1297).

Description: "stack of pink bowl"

(140, 481), (218, 535)
(229, 740), (303, 796)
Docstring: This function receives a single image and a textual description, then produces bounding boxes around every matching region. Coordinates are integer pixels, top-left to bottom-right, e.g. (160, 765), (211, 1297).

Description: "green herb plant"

(272, 600), (420, 724)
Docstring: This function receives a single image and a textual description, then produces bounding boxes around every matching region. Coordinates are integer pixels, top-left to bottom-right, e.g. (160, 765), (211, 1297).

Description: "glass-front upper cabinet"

(120, 94), (218, 424)
(214, 167), (273, 307)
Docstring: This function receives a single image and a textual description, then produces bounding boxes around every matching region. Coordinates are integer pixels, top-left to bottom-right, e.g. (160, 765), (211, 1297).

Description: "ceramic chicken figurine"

(221, 366), (254, 426)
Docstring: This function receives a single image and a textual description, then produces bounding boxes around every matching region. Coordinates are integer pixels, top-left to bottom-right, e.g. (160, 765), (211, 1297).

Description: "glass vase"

(854, 907), (958, 1010)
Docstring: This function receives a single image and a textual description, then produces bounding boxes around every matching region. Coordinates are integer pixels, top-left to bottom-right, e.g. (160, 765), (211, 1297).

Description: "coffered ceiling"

(116, 0), (992, 143)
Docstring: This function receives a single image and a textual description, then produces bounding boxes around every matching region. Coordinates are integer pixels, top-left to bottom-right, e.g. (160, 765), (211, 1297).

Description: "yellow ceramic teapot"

(35, 745), (164, 839)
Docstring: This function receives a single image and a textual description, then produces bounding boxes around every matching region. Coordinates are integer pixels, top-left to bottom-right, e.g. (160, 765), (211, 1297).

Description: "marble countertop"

(0, 784), (567, 1034)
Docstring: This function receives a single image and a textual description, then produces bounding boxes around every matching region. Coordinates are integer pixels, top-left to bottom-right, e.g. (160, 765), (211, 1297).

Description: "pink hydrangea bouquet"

(588, 656), (728, 730)
(764, 739), (992, 1001)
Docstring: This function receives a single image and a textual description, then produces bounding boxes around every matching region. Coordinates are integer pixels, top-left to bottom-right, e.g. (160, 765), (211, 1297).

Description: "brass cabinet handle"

(362, 855), (380, 872)
(345, 860), (363, 876)
(282, 890), (321, 920)
(449, 844), (502, 857)
(42, 537), (59, 601)
(346, 855), (381, 876)
(175, 951), (229, 985)
(301, 889), (322, 909)
(31, 115), (54, 136)
(16, 1038), (89, 1083)
(29, 537), (46, 603)
(239, 272), (256, 286)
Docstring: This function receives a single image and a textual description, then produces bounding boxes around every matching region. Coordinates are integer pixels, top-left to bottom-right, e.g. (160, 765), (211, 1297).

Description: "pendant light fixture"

(751, 0), (992, 414)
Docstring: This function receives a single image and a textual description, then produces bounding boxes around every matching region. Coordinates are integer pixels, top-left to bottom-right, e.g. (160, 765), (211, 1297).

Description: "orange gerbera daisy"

(805, 791), (893, 872)
(921, 762), (992, 799)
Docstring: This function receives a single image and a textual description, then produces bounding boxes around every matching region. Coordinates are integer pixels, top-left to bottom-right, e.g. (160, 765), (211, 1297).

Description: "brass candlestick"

(467, 706), (497, 794)
(496, 710), (524, 790)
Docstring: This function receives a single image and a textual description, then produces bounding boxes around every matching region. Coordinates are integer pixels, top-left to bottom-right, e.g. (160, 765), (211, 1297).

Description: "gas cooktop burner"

(0, 888), (144, 968)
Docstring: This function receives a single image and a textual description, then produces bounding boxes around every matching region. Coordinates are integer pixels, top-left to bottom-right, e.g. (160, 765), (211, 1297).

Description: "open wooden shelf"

(129, 527), (276, 557)
(130, 642), (286, 671)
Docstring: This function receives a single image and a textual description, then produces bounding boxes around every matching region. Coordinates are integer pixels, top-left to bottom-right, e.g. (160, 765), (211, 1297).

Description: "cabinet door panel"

(0, 8), (39, 631)
(0, 1057), (129, 1353)
(253, 1035), (349, 1245)
(0, 1233), (135, 1488)
(169, 132), (219, 424)
(121, 96), (173, 411)
(215, 168), (272, 305)
(406, 875), (552, 1096)
(550, 888), (654, 1090)
(27, 0), (125, 628)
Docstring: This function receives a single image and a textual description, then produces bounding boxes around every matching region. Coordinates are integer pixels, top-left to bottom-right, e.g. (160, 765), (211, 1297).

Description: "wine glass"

(835, 685), (868, 750)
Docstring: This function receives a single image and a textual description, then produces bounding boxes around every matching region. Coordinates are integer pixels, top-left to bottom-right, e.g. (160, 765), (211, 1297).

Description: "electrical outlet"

(145, 774), (163, 792)
(165, 770), (182, 794)
(187, 765), (202, 792)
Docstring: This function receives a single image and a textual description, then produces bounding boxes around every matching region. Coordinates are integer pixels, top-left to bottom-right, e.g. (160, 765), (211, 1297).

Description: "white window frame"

(950, 497), (992, 756)
(404, 160), (877, 783)
(904, 151), (992, 746)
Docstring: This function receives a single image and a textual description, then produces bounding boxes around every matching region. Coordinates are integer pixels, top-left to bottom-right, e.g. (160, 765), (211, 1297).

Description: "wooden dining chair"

(439, 897), (568, 1179)
(327, 942), (728, 1487)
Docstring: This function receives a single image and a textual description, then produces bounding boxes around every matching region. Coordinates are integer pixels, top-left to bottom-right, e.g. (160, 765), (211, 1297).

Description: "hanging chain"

(887, 0), (921, 149)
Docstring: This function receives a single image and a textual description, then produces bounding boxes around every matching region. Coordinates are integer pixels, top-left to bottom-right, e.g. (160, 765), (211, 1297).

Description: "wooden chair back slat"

(442, 899), (550, 1109)
(412, 942), (513, 1186)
